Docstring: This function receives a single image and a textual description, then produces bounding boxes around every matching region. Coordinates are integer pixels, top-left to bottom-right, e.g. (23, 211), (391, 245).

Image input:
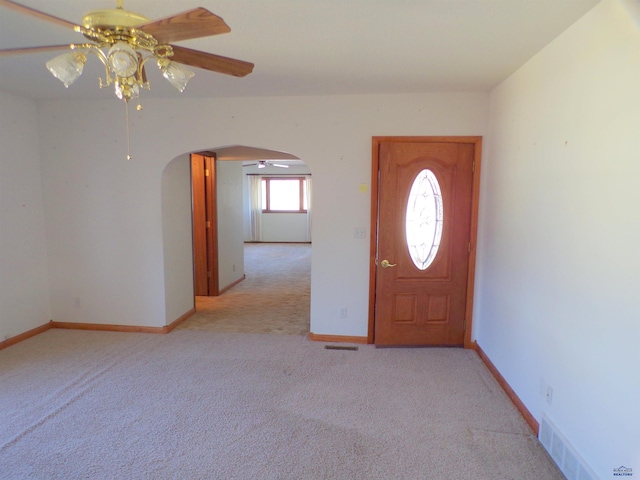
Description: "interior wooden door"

(191, 153), (219, 296)
(373, 139), (477, 346)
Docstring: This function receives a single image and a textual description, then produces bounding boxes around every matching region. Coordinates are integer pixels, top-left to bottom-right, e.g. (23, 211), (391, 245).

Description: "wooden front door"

(371, 137), (480, 347)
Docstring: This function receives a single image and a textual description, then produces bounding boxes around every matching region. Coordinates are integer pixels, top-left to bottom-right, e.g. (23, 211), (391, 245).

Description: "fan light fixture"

(45, 51), (87, 87)
(41, 4), (198, 159)
(158, 58), (196, 93)
(2, 0), (254, 104)
(45, 31), (195, 102)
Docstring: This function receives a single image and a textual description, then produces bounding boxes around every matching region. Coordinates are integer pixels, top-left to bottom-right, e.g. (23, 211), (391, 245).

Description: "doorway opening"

(166, 145), (313, 334)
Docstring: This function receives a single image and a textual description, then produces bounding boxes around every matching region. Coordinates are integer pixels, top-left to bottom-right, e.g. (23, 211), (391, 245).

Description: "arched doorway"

(160, 145), (312, 335)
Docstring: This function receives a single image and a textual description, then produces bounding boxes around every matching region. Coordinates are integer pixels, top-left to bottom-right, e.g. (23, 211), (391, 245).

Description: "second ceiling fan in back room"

(243, 161), (290, 169)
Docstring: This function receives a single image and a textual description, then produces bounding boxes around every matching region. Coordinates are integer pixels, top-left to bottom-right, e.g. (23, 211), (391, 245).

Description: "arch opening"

(161, 145), (312, 334)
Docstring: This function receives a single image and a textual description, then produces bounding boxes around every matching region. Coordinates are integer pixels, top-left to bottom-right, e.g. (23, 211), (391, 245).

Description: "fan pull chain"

(125, 100), (132, 160)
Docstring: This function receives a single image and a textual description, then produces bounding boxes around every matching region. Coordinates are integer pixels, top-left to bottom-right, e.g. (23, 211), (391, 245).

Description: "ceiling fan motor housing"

(82, 9), (149, 30)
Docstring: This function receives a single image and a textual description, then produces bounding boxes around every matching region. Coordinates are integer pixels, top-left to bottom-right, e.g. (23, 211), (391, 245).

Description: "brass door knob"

(380, 259), (397, 268)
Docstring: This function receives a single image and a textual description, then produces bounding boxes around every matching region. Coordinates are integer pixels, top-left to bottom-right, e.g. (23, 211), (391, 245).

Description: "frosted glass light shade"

(114, 81), (140, 101)
(160, 61), (195, 92)
(46, 52), (87, 88)
(108, 42), (138, 78)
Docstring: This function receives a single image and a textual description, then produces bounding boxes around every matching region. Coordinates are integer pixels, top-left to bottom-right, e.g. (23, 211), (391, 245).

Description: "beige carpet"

(179, 243), (311, 335)
(0, 329), (564, 479)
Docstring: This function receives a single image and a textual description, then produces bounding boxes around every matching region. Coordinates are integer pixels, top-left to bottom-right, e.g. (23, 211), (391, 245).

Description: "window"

(261, 177), (308, 213)
(405, 169), (443, 270)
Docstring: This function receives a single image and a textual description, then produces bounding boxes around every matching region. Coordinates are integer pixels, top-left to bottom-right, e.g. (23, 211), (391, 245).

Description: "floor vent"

(324, 345), (359, 351)
(539, 414), (597, 480)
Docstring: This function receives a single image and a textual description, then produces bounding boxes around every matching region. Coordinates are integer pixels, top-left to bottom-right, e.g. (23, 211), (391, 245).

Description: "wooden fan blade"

(170, 45), (254, 77)
(0, 0), (79, 30)
(137, 8), (231, 44)
(0, 45), (74, 57)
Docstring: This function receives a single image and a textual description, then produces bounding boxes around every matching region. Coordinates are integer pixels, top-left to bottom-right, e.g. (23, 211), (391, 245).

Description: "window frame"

(261, 176), (308, 214)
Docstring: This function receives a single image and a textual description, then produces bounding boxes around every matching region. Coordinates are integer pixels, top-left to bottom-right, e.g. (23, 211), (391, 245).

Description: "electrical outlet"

(353, 227), (366, 239)
(546, 385), (553, 405)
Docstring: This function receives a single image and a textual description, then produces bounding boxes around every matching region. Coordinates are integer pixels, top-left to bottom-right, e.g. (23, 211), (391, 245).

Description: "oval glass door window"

(405, 169), (444, 270)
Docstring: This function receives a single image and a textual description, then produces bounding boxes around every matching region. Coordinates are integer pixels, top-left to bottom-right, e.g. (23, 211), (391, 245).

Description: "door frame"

(368, 136), (482, 348)
(191, 152), (219, 296)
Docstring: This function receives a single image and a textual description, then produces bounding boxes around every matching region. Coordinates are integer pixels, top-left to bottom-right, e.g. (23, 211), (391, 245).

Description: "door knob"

(380, 259), (397, 268)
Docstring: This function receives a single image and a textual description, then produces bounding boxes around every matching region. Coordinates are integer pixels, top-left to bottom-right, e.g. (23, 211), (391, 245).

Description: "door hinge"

(206, 220), (211, 228)
(207, 271), (211, 278)
(205, 169), (210, 177)
(472, 160), (475, 172)
(468, 242), (471, 253)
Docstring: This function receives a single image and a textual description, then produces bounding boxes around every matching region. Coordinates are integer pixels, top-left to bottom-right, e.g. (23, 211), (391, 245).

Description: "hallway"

(179, 243), (311, 335)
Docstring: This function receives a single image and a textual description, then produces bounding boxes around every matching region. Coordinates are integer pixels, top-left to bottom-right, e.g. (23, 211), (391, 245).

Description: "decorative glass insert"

(405, 169), (443, 270)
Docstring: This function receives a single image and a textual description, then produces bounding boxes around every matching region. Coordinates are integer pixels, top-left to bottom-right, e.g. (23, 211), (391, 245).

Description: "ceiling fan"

(244, 161), (290, 169)
(0, 0), (254, 102)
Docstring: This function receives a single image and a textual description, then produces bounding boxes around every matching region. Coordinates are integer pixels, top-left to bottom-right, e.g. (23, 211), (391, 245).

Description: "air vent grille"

(324, 345), (359, 351)
(539, 415), (597, 480)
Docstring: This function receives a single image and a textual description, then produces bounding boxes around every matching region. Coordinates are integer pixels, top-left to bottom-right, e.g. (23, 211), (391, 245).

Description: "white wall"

(0, 91), (51, 340)
(39, 101), (168, 327)
(260, 213), (309, 243)
(216, 160), (245, 290)
(161, 154), (194, 324)
(476, 0), (640, 476)
(33, 92), (488, 334)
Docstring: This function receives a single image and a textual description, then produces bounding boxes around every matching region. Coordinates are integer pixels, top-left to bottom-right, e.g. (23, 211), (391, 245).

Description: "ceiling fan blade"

(170, 45), (254, 77)
(0, 0), (79, 30)
(243, 163), (258, 167)
(0, 44), (74, 57)
(272, 163), (290, 168)
(137, 8), (231, 44)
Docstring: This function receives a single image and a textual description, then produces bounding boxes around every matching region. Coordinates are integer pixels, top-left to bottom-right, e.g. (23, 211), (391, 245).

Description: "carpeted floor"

(179, 243), (311, 335)
(0, 328), (563, 479)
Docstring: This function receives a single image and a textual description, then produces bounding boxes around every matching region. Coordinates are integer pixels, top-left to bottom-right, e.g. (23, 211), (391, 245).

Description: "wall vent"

(539, 414), (598, 480)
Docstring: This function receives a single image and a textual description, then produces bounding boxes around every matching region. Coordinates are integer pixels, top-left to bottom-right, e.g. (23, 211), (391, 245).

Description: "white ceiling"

(0, 0), (600, 101)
